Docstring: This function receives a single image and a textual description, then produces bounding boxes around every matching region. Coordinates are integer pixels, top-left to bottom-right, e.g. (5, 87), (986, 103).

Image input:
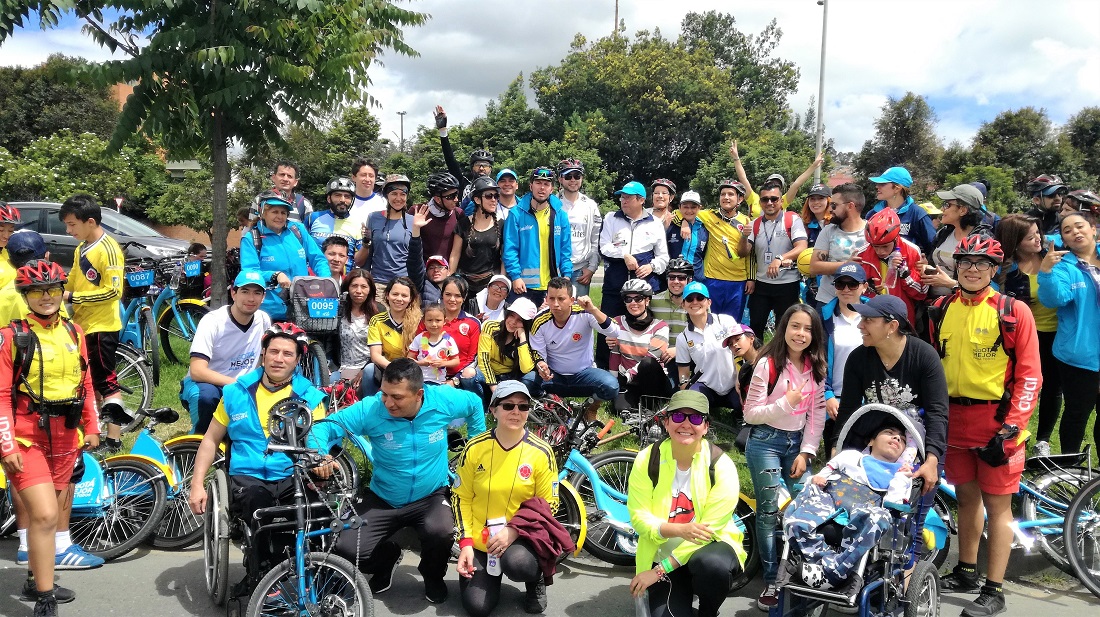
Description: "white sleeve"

(790, 216), (808, 242)
(189, 312), (217, 360)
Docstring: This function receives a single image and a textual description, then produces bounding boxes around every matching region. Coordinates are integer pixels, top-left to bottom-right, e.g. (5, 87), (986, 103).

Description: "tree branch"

(81, 15), (140, 57)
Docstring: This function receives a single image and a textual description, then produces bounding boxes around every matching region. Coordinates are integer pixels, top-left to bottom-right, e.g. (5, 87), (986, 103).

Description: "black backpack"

(9, 318), (86, 409)
(646, 438), (726, 488)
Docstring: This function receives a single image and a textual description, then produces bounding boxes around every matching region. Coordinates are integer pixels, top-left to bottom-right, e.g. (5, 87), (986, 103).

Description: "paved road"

(1, 535), (1097, 616)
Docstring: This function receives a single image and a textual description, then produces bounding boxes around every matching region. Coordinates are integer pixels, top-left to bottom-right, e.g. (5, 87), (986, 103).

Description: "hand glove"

(434, 109), (447, 129)
(973, 425), (1021, 467)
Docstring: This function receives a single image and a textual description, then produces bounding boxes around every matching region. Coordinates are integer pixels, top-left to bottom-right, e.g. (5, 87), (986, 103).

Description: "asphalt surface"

(1, 535), (1097, 616)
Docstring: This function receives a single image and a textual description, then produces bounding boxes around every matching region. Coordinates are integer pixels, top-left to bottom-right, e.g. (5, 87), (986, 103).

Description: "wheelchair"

(771, 404), (941, 617)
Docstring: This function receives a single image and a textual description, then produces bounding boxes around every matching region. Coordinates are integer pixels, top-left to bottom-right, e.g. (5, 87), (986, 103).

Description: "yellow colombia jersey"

(939, 294), (1011, 400)
(14, 318), (86, 402)
(451, 430), (559, 552)
(366, 312), (406, 362)
(696, 210), (754, 281)
(476, 320), (536, 386)
(0, 256), (16, 289)
(212, 383), (325, 433)
(66, 233), (124, 334)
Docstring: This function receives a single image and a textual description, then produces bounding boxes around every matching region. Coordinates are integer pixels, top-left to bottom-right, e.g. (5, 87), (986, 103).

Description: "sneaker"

(524, 580), (547, 614)
(90, 437), (122, 455)
(16, 549), (28, 565)
(424, 577), (448, 604)
(368, 542), (403, 595)
(33, 594), (58, 617)
(1033, 440), (1051, 457)
(940, 566), (981, 593)
(21, 579), (76, 604)
(55, 544), (105, 570)
(962, 589), (1006, 617)
(756, 584), (779, 611)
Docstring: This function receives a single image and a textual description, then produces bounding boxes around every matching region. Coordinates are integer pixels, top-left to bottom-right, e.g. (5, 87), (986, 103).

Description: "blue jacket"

(821, 295), (870, 400)
(221, 368), (327, 481)
(406, 236), (443, 305)
(306, 386), (486, 507)
(239, 220), (331, 319)
(502, 194), (572, 290)
(666, 218), (708, 284)
(865, 196), (936, 256)
(1037, 248), (1100, 371)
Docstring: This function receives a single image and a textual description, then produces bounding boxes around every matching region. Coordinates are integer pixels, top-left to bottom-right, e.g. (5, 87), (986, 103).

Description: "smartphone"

(923, 265), (938, 275)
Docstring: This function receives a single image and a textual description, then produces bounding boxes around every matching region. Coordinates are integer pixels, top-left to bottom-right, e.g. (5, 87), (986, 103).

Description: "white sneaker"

(1034, 440), (1051, 456)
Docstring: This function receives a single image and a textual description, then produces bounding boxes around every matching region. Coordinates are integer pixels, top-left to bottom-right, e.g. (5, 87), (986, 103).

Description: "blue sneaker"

(54, 545), (104, 570)
(16, 549), (28, 565)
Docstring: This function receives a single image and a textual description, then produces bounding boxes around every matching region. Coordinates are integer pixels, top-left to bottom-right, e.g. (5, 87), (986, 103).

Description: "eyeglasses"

(668, 411), (707, 425)
(499, 402), (531, 412)
(759, 196), (781, 203)
(623, 295), (647, 304)
(25, 287), (63, 300)
(561, 172), (582, 180)
(489, 283), (508, 292)
(955, 259), (994, 272)
(480, 193), (499, 200)
(441, 193), (459, 201)
(667, 274), (690, 282)
(833, 280), (862, 290)
(684, 294), (708, 303)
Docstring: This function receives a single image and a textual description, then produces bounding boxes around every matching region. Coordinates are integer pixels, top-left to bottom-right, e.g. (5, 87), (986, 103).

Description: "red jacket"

(418, 311), (481, 378)
(855, 237), (927, 325)
(508, 497), (575, 584)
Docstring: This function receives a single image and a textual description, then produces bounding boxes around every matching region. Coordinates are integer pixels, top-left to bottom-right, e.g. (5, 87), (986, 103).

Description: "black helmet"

(530, 167), (556, 182)
(469, 149), (494, 166)
(557, 159), (584, 176)
(470, 176), (499, 197)
(666, 258), (693, 275)
(326, 176), (356, 197)
(426, 172), (460, 196)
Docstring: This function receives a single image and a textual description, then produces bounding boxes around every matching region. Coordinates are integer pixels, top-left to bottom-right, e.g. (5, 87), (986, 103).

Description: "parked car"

(9, 202), (191, 267)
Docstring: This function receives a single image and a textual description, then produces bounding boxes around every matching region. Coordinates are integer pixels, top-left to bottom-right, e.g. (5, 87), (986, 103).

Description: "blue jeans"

(706, 278), (746, 320)
(744, 424), (808, 584)
(571, 270), (590, 298)
(475, 370), (539, 407)
(357, 363), (381, 398)
(458, 366), (485, 402)
(535, 367), (619, 401)
(179, 376), (224, 434)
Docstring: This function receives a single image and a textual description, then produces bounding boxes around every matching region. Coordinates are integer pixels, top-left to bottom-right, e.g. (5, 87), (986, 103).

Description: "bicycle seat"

(100, 401), (135, 427)
(149, 407), (180, 425)
(1025, 450), (1089, 472)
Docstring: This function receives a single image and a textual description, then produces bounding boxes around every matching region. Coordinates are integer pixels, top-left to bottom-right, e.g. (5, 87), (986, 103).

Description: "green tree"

(1, 1), (426, 306)
(853, 92), (943, 196)
(936, 140), (971, 184)
(942, 165), (1024, 214)
(691, 128), (820, 207)
(451, 75), (555, 159)
(1063, 107), (1100, 180)
(969, 107), (1061, 188)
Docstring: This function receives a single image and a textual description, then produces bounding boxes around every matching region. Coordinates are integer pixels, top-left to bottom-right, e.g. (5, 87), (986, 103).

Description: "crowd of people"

(2, 103), (1099, 616)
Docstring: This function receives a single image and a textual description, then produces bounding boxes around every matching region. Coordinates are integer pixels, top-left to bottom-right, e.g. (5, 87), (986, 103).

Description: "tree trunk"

(209, 108), (230, 308)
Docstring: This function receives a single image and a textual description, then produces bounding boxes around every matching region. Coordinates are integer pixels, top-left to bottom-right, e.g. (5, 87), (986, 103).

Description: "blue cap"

(614, 181), (647, 198)
(682, 281), (710, 299)
(1042, 184), (1067, 197)
(969, 181), (989, 198)
(6, 231), (47, 262)
(233, 270), (266, 290)
(869, 167), (913, 188)
(834, 261), (867, 283)
(849, 295), (910, 328)
(495, 168), (518, 181)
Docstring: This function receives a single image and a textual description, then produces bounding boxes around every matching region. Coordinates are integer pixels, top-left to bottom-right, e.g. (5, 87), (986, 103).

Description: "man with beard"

(810, 183), (869, 307)
(309, 176), (367, 269)
(1025, 174), (1069, 235)
(738, 184), (808, 339)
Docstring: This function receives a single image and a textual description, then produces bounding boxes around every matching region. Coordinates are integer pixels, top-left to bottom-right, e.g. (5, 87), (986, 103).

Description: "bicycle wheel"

(1021, 466), (1093, 574)
(114, 346), (153, 428)
(300, 341), (331, 387)
(568, 449), (638, 566)
(70, 459), (169, 561)
(1064, 475), (1100, 599)
(555, 481), (586, 553)
(150, 441), (204, 549)
(730, 499), (759, 591)
(0, 488), (14, 537)
(139, 306), (161, 386)
(246, 552), (373, 617)
(704, 419), (741, 453)
(159, 301), (209, 363)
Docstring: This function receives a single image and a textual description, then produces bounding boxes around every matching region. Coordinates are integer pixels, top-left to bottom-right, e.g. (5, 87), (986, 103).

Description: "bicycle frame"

(560, 449), (630, 525)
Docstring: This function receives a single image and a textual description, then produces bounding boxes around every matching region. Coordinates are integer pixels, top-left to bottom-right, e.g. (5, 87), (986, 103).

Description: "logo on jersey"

(459, 323), (470, 336)
(476, 464), (486, 473)
(518, 463), (533, 480)
(572, 333), (582, 342)
(687, 340), (694, 348)
(86, 267), (99, 282)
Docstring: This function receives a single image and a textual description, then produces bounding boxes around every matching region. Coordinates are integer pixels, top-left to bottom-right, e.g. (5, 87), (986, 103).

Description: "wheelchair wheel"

(150, 440), (205, 549)
(730, 499), (760, 592)
(204, 468), (231, 606)
(114, 345), (154, 427)
(1021, 467), (1093, 574)
(567, 449), (637, 567)
(300, 341), (332, 387)
(922, 495), (953, 570)
(1063, 475), (1100, 599)
(246, 552), (373, 617)
(70, 459), (168, 561)
(903, 560), (940, 617)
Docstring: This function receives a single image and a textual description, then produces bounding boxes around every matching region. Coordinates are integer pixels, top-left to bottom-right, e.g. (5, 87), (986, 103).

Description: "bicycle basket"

(288, 276), (341, 332)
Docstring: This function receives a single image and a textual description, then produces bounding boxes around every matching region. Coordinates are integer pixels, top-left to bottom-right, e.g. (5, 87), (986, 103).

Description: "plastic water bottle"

(634, 591), (651, 617)
(485, 517), (506, 576)
(883, 247), (901, 289)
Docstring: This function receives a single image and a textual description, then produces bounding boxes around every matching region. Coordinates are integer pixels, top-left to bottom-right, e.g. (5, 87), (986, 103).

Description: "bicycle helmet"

(426, 172), (460, 196)
(764, 173), (786, 190)
(717, 178), (746, 195)
(530, 166), (556, 182)
(1025, 173), (1066, 196)
(620, 278), (654, 298)
(865, 208), (901, 245)
(257, 190), (293, 213)
(325, 176), (356, 197)
(1068, 189), (1100, 207)
(16, 259), (67, 291)
(557, 159), (584, 176)
(953, 234), (1004, 264)
(262, 322), (310, 357)
(0, 203), (21, 225)
(651, 178), (677, 194)
(381, 173), (412, 195)
(666, 257), (694, 276)
(469, 149), (494, 166)
(470, 175), (499, 197)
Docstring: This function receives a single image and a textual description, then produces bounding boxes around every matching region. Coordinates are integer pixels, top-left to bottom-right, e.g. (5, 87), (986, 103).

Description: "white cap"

(680, 190), (702, 205)
(487, 274), (511, 289)
(506, 297), (538, 321)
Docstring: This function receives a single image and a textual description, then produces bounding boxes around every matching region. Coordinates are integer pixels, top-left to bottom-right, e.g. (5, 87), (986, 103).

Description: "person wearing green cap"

(920, 183), (993, 298)
(627, 388), (746, 617)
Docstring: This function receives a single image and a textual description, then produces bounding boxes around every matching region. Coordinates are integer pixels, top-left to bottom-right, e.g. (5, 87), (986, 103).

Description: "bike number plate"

(126, 270), (155, 286)
(307, 298), (339, 318)
(183, 260), (202, 277)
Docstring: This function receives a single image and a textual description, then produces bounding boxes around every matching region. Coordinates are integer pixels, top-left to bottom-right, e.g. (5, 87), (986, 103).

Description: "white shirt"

(350, 193), (387, 226)
(599, 210), (669, 274)
(830, 311), (863, 397)
(530, 306), (619, 375)
(187, 306), (272, 380)
(560, 192), (603, 272)
(675, 313), (740, 395)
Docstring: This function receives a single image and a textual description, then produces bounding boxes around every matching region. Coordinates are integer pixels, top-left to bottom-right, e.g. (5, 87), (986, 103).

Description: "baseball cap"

(849, 295), (910, 328)
(487, 274), (511, 289)
(969, 181), (989, 199)
(489, 380), (532, 407)
(834, 261), (868, 283)
(935, 184), (986, 212)
(721, 322), (747, 347)
(495, 168), (518, 182)
(426, 255), (449, 269)
(682, 281), (710, 299)
(6, 231), (47, 263)
(680, 190), (702, 205)
(919, 202), (942, 216)
(233, 270), (266, 290)
(808, 183), (831, 198)
(667, 389), (710, 416)
(869, 167), (913, 188)
(614, 181), (647, 198)
(506, 297), (538, 321)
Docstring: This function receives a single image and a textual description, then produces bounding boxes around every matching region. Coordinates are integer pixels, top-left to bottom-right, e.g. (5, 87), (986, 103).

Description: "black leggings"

(621, 357), (676, 409)
(748, 281), (801, 341)
(230, 475), (297, 575)
(1056, 360), (1100, 455)
(1035, 330), (1064, 442)
(646, 542), (741, 617)
(459, 540), (542, 617)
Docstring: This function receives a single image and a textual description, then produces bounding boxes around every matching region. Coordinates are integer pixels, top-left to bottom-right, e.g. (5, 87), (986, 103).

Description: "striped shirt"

(609, 316), (669, 381)
(650, 291), (688, 346)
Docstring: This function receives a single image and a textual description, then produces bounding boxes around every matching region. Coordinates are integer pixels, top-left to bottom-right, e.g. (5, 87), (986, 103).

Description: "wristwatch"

(452, 376), (461, 386)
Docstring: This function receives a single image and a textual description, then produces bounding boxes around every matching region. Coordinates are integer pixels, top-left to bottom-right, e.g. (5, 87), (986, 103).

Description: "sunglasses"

(561, 172), (583, 180)
(760, 196), (781, 203)
(623, 295), (647, 304)
(480, 192), (499, 200)
(441, 193), (460, 201)
(667, 274), (690, 282)
(25, 287), (64, 300)
(498, 402), (531, 412)
(668, 411), (707, 425)
(833, 279), (862, 290)
(684, 294), (708, 303)
(532, 169), (555, 179)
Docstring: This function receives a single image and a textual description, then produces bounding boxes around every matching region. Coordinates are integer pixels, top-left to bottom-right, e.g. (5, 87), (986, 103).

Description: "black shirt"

(458, 217), (502, 276)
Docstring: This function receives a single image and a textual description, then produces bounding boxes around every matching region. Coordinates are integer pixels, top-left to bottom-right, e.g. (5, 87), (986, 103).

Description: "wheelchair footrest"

(784, 584), (858, 606)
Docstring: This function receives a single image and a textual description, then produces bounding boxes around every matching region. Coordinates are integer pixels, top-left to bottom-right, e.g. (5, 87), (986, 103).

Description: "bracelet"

(660, 557), (675, 574)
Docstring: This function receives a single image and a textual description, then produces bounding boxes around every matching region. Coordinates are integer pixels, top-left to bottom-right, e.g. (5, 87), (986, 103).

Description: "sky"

(1, 0), (1098, 154)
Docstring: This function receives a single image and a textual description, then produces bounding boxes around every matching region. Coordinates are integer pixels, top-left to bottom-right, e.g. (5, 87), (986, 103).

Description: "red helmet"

(953, 234), (1004, 265)
(15, 259), (67, 291)
(0, 203), (21, 225)
(262, 322), (309, 356)
(865, 208), (901, 245)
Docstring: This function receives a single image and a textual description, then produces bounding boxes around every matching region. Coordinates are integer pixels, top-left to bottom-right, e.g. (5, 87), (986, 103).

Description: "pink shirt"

(743, 356), (826, 456)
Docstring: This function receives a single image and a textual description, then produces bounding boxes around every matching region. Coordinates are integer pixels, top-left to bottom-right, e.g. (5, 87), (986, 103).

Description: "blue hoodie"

(821, 294), (870, 400)
(1037, 248), (1100, 371)
(501, 193), (572, 290)
(865, 196), (936, 256)
(239, 220), (331, 319)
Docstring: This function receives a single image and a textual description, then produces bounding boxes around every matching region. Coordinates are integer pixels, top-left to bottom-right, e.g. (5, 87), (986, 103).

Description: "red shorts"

(8, 442), (80, 492)
(944, 445), (1025, 495)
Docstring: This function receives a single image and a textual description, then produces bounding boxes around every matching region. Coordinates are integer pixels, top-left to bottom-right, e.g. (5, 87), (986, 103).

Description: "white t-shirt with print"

(187, 306), (272, 380)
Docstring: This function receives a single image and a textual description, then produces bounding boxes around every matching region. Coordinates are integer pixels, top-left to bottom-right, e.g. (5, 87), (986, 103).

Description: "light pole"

(397, 110), (407, 153)
(814, 0), (829, 185)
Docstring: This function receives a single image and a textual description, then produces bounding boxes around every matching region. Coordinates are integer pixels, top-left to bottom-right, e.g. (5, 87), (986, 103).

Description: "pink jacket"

(742, 356), (826, 456)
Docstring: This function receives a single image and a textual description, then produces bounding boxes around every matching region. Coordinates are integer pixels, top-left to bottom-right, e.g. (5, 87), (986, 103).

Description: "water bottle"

(883, 247), (901, 289)
(634, 591), (651, 617)
(485, 517), (506, 576)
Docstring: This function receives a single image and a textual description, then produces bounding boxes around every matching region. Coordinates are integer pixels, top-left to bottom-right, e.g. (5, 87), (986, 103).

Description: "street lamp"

(814, 0), (829, 185)
(397, 110), (407, 153)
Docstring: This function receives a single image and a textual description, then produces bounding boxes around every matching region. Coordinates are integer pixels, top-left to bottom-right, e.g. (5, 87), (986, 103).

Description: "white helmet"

(621, 278), (654, 298)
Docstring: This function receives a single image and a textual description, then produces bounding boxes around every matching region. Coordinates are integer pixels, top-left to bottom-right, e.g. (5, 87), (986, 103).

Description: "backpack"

(751, 210), (797, 243)
(927, 291), (1017, 362)
(250, 220), (306, 254)
(647, 438), (726, 488)
(9, 318), (86, 408)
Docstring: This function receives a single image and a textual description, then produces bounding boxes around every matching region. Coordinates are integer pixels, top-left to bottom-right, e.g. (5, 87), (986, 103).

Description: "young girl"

(741, 304), (827, 611)
(408, 304), (460, 385)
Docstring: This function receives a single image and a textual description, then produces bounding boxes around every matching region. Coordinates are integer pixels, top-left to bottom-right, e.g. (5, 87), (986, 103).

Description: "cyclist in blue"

(239, 191), (330, 320)
(308, 176), (368, 269)
(307, 358), (486, 603)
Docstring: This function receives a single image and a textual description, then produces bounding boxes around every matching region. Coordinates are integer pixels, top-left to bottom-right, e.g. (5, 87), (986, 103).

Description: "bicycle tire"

(70, 459), (169, 561)
(567, 449), (638, 566)
(1021, 466), (1093, 574)
(704, 419), (741, 454)
(246, 552), (373, 617)
(114, 345), (154, 430)
(556, 480), (586, 552)
(139, 306), (161, 386)
(0, 488), (15, 537)
(730, 499), (759, 591)
(150, 441), (204, 549)
(159, 301), (209, 364)
(1063, 475), (1100, 599)
(300, 340), (332, 387)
